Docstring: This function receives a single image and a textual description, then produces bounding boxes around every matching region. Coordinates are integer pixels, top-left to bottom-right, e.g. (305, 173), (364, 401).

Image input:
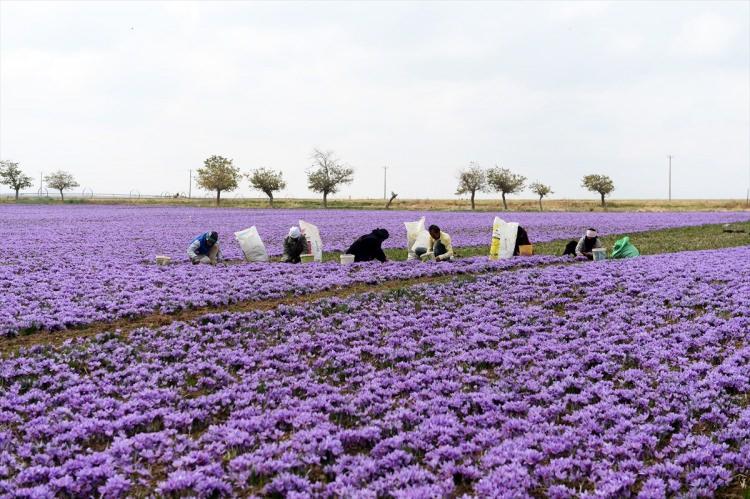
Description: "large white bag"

(489, 217), (519, 260)
(404, 217), (426, 261)
(411, 230), (431, 253)
(234, 226), (269, 262)
(299, 220), (323, 262)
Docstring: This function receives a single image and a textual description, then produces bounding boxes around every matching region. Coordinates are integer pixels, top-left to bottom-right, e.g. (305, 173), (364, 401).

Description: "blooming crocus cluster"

(1, 246), (748, 496)
(2, 205), (747, 336)
(0, 252), (564, 336)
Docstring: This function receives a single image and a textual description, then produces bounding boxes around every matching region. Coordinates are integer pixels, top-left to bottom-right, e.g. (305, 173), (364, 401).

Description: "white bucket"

(592, 248), (607, 261)
(340, 254), (355, 265)
(155, 255), (172, 265)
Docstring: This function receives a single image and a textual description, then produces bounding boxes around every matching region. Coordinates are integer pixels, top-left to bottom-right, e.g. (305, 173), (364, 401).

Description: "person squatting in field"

(281, 226), (308, 264)
(187, 231), (222, 264)
(346, 228), (390, 262)
(414, 225), (454, 261)
(562, 228), (602, 259)
(513, 226), (531, 256)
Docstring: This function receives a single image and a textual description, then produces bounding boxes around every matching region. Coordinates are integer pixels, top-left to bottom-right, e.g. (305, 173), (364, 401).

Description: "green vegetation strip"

(4, 196), (750, 212)
(313, 221), (750, 262)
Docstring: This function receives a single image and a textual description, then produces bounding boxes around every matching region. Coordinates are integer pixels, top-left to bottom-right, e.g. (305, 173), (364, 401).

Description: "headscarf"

(583, 228), (598, 252)
(289, 226), (301, 239)
(373, 228), (390, 240)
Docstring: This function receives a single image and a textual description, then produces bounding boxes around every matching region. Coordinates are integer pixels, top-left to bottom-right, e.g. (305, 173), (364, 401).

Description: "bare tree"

(529, 181), (553, 211)
(195, 155), (241, 206)
(456, 162), (487, 210)
(582, 174), (615, 208)
(486, 166), (526, 210)
(385, 191), (398, 209)
(0, 160), (33, 200)
(247, 167), (286, 207)
(44, 170), (79, 201)
(307, 149), (354, 208)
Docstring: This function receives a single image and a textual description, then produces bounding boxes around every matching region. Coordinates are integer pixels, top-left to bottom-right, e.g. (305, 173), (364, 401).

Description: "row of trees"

(0, 161), (80, 201)
(196, 149), (353, 207)
(456, 163), (614, 211)
(3, 154), (615, 210)
(1, 150), (354, 206)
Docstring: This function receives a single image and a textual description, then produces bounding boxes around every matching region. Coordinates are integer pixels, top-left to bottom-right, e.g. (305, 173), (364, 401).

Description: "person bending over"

(281, 226), (308, 263)
(187, 231), (221, 265)
(346, 228), (389, 262)
(513, 225), (531, 256)
(574, 228), (602, 260)
(415, 225), (454, 261)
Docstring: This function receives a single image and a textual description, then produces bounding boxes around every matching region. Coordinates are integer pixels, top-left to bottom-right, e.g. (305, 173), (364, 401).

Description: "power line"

(382, 166), (388, 200)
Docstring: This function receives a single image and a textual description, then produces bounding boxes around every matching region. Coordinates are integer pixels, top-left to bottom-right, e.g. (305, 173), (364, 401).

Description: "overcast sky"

(1, 0), (748, 200)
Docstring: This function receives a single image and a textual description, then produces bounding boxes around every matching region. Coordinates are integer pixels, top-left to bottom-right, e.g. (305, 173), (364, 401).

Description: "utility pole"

(667, 155), (673, 201)
(188, 169), (192, 198)
(383, 166), (388, 200)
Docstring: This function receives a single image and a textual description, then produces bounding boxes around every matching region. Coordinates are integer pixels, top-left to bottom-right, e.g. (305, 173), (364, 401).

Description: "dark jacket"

(513, 226), (531, 256)
(346, 229), (389, 262)
(281, 235), (307, 263)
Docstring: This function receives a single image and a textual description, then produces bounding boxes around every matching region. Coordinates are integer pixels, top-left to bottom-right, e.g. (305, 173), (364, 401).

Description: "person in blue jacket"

(187, 231), (222, 264)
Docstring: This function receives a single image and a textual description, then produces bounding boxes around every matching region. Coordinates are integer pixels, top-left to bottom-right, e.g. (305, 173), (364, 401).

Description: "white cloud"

(673, 12), (740, 58)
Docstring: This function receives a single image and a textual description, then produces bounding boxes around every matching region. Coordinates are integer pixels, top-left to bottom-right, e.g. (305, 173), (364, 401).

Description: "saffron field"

(1, 206), (749, 336)
(1, 205), (749, 497)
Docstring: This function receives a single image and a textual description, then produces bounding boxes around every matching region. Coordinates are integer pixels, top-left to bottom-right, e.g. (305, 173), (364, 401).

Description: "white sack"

(299, 220), (323, 262)
(404, 217), (426, 261)
(234, 226), (269, 262)
(411, 230), (432, 253)
(489, 217), (519, 260)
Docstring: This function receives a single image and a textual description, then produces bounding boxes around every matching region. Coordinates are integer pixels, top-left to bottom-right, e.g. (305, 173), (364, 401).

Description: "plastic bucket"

(592, 248), (607, 261)
(340, 254), (355, 265)
(300, 254), (315, 264)
(519, 244), (533, 256)
(155, 255), (172, 265)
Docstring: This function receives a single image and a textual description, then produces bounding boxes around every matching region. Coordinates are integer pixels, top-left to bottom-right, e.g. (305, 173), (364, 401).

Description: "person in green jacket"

(281, 226), (308, 263)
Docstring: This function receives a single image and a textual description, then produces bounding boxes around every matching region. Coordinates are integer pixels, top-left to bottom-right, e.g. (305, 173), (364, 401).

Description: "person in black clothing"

(513, 226), (531, 256)
(346, 228), (390, 262)
(281, 226), (308, 263)
(562, 228), (601, 259)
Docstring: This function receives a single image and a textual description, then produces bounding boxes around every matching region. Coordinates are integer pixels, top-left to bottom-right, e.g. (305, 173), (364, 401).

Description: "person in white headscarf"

(281, 226), (308, 263)
(575, 228), (602, 259)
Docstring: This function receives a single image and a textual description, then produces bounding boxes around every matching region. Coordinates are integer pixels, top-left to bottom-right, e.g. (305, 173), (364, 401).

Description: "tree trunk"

(59, 190), (64, 201)
(323, 191), (328, 208)
(600, 192), (605, 208)
(502, 192), (507, 210)
(538, 196), (543, 211)
(385, 193), (397, 209)
(470, 191), (476, 210)
(14, 189), (19, 201)
(268, 192), (274, 208)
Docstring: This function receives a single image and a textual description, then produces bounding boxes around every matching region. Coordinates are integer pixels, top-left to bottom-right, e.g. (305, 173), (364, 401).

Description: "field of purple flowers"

(2, 205), (748, 336)
(0, 252), (564, 336)
(1, 246), (749, 496)
(4, 205), (749, 258)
